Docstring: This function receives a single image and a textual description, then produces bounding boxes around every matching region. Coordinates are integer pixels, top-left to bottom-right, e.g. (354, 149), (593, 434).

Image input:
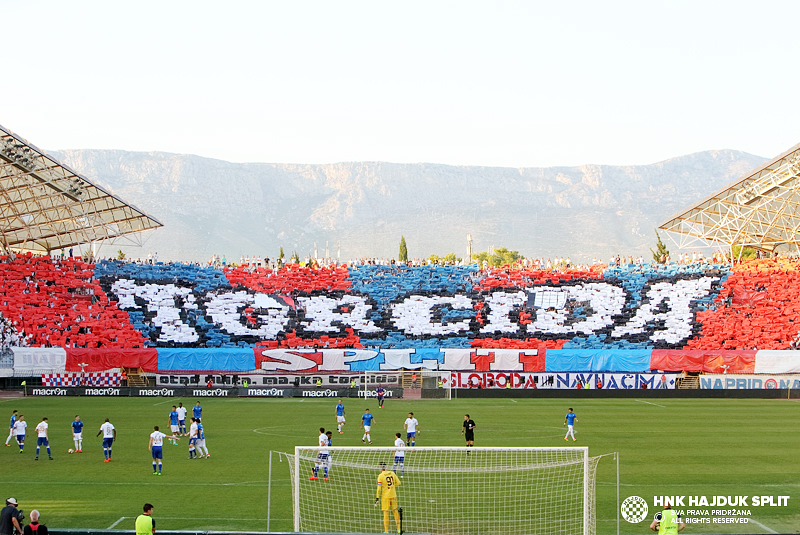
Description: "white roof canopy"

(659, 142), (800, 253)
(0, 124), (162, 254)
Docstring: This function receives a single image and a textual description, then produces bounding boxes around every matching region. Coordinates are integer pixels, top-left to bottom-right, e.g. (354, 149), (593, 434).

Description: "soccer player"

(192, 401), (202, 422)
(188, 417), (199, 459)
(35, 417), (52, 460)
(149, 425), (179, 475)
(375, 462), (402, 533)
(4, 410), (17, 447)
(335, 399), (346, 434)
(361, 408), (374, 444)
(196, 419), (210, 458)
(96, 418), (116, 461)
(310, 427), (329, 480)
(13, 415), (26, 452)
(168, 406), (180, 445)
(564, 408), (578, 441)
(376, 385), (385, 408)
(462, 414), (475, 450)
(403, 412), (419, 448)
(325, 431), (334, 477)
(72, 415), (84, 452)
(176, 402), (188, 435)
(393, 432), (405, 477)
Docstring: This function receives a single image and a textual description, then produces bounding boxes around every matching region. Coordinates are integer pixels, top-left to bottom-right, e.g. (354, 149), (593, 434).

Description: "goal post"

(286, 446), (598, 535)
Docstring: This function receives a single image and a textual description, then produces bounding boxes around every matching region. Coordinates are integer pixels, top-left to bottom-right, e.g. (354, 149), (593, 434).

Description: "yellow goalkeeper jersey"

(376, 470), (401, 499)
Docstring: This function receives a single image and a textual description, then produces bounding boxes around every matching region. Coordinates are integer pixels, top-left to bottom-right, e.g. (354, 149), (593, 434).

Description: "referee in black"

(462, 414), (476, 451)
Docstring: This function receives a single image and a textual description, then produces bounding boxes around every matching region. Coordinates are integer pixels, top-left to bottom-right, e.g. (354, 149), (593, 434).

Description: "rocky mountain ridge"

(50, 149), (768, 263)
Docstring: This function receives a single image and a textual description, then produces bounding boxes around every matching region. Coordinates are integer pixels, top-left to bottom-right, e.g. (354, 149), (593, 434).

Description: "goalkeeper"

(375, 462), (402, 533)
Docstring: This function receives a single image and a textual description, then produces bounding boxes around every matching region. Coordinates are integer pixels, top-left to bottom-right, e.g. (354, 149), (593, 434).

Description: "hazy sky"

(4, 1), (799, 167)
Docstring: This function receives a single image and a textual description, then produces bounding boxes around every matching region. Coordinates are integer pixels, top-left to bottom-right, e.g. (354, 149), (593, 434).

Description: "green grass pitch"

(0, 396), (797, 534)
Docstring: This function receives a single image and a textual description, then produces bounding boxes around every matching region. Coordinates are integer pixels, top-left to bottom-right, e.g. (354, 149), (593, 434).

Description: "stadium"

(1, 121), (799, 535)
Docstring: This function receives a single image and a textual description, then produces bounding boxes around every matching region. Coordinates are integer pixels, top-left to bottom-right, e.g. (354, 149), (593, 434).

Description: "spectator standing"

(22, 511), (46, 535)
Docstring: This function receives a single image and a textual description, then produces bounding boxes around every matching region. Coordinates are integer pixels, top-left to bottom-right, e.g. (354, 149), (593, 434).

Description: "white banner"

(12, 347), (66, 373)
(700, 373), (800, 389)
(754, 350), (800, 374)
(444, 372), (676, 389)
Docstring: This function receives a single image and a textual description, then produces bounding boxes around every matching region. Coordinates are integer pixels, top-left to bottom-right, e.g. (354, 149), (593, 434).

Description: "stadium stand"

(2, 254), (800, 377)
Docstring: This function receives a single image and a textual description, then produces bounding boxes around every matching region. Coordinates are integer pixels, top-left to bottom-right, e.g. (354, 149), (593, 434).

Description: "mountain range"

(49, 149), (768, 264)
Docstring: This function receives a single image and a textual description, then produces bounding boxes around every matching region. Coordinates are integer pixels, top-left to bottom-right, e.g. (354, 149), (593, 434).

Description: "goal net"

(285, 446), (599, 535)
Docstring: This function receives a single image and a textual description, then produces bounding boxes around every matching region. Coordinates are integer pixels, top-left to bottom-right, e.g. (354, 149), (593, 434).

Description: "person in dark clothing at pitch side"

(22, 511), (47, 535)
(0, 498), (22, 535)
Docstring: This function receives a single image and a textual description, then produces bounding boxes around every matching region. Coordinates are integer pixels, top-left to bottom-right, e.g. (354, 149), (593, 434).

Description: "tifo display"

(2, 255), (800, 353)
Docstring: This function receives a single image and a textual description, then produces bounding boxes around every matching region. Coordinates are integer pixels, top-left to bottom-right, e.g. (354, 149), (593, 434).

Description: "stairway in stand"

(123, 367), (148, 386)
(402, 373), (422, 399)
(678, 375), (699, 389)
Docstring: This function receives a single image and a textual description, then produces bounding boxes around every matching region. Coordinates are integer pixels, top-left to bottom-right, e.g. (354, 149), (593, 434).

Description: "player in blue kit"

(196, 420), (209, 458)
(335, 399), (346, 434)
(361, 408), (374, 444)
(72, 415), (84, 452)
(325, 431), (333, 476)
(193, 401), (202, 422)
(168, 407), (180, 445)
(5, 410), (17, 447)
(564, 408), (578, 441)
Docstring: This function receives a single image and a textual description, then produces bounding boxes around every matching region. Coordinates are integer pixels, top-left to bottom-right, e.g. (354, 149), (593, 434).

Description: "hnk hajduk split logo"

(621, 496), (649, 523)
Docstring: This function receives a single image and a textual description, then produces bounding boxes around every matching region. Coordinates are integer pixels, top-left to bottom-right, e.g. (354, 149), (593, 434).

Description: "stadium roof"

(658, 142), (800, 253)
(0, 124), (162, 254)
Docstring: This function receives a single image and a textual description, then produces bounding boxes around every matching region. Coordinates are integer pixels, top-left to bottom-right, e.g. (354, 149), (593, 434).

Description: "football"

(68, 449), (74, 454)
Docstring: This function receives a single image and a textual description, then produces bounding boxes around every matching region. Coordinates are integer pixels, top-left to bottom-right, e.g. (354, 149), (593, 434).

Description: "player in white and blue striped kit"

(309, 428), (329, 481)
(393, 432), (405, 477)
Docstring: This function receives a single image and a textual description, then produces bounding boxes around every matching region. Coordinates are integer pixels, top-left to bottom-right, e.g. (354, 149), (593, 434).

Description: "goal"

(286, 446), (599, 535)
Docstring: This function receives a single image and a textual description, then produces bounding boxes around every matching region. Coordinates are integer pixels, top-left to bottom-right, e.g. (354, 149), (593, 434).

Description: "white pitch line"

(634, 399), (666, 408)
(108, 517), (126, 529)
(152, 399), (175, 406)
(748, 518), (778, 533)
(509, 399), (517, 403)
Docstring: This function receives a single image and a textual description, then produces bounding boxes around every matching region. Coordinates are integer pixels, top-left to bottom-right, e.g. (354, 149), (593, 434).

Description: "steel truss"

(0, 124), (162, 255)
(659, 142), (800, 254)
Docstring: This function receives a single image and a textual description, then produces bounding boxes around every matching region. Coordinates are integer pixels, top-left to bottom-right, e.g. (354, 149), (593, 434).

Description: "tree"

(728, 245), (758, 262)
(650, 231), (670, 264)
(399, 236), (408, 262)
(290, 250), (300, 264)
(490, 247), (522, 266)
(279, 247), (285, 261)
(473, 248), (521, 267)
(116, 249), (126, 260)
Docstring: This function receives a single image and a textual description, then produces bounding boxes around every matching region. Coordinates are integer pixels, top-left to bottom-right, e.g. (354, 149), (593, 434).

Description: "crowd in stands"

(0, 253), (146, 349)
(0, 247), (793, 351)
